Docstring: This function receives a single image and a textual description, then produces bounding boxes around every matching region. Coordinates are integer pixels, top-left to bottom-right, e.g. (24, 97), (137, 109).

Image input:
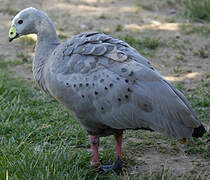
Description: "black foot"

(100, 158), (123, 175)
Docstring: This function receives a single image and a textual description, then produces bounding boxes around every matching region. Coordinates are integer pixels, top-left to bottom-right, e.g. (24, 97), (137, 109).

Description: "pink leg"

(114, 133), (123, 160)
(98, 133), (123, 174)
(90, 135), (99, 165)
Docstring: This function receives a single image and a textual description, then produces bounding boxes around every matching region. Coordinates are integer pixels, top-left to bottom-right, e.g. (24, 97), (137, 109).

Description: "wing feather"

(48, 32), (201, 138)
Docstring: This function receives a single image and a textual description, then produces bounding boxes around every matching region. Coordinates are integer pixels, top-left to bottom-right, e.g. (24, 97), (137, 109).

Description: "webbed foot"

(100, 158), (124, 174)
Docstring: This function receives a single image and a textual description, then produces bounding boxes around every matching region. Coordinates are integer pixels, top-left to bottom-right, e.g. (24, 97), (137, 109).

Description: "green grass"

(165, 17), (176, 23)
(115, 24), (123, 32)
(58, 33), (68, 40)
(136, 2), (154, 11)
(179, 24), (210, 36)
(194, 47), (209, 59)
(121, 35), (162, 57)
(0, 68), (120, 179)
(0, 57), (209, 179)
(98, 14), (107, 19)
(184, 82), (210, 123)
(0, 59), (24, 68)
(184, 0), (210, 22)
(166, 0), (184, 7)
(16, 52), (32, 63)
(167, 0), (210, 22)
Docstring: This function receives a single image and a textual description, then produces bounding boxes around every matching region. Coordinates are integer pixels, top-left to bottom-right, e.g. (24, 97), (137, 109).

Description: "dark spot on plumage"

(66, 82), (69, 86)
(95, 91), (98, 95)
(129, 71), (134, 76)
(107, 75), (109, 78)
(147, 61), (151, 64)
(81, 95), (85, 98)
(118, 98), (121, 102)
(116, 77), (120, 80)
(79, 83), (83, 87)
(92, 83), (95, 86)
(109, 83), (113, 87)
(138, 102), (153, 112)
(105, 86), (108, 90)
(127, 88), (132, 92)
(100, 79), (104, 83)
(125, 95), (129, 99)
(86, 83), (89, 87)
(125, 79), (129, 83)
(150, 67), (154, 70)
(121, 68), (127, 72)
(101, 107), (104, 111)
(73, 84), (76, 88)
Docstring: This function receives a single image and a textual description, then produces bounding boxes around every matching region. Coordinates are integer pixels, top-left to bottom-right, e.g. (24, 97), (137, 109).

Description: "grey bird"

(9, 7), (206, 173)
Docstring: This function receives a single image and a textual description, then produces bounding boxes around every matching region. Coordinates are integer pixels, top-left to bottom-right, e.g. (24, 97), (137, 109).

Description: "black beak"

(9, 33), (19, 42)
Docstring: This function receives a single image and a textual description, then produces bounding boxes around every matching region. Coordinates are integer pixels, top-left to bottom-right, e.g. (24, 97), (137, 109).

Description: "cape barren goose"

(9, 7), (206, 173)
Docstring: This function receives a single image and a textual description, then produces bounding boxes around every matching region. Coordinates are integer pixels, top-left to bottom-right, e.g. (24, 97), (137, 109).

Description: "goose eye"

(18, 20), (23, 24)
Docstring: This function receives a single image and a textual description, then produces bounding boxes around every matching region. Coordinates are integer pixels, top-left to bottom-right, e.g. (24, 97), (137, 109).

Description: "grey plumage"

(9, 8), (206, 140)
(43, 31), (204, 138)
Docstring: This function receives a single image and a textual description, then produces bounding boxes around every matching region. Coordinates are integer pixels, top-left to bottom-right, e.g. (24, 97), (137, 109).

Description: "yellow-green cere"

(9, 26), (17, 38)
